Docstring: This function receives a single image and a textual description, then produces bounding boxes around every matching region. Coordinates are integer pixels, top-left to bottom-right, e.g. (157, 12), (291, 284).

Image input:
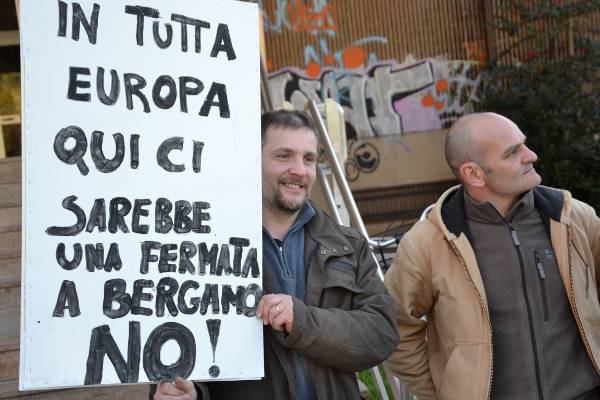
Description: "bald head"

(445, 112), (516, 180)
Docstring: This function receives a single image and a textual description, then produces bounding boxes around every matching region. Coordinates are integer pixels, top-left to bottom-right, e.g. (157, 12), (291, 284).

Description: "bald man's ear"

(459, 162), (486, 188)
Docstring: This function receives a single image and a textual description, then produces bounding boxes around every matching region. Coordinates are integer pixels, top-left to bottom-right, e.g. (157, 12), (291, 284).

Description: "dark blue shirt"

(262, 202), (316, 400)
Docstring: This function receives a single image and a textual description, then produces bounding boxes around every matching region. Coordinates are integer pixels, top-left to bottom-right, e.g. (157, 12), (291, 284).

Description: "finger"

(155, 381), (169, 398)
(277, 297), (294, 333)
(267, 303), (279, 326)
(259, 294), (282, 321)
(283, 319), (293, 334)
(265, 295), (287, 325)
(256, 294), (276, 319)
(156, 394), (192, 400)
(154, 386), (162, 400)
(155, 381), (184, 396)
(256, 297), (265, 319)
(271, 311), (285, 331)
(263, 302), (277, 326)
(174, 376), (195, 393)
(273, 308), (293, 332)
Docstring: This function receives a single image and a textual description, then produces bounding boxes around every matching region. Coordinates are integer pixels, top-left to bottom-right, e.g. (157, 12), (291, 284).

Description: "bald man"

(384, 113), (600, 400)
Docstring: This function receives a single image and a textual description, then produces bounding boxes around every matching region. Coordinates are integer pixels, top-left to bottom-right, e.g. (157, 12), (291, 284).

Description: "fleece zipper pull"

(509, 223), (520, 246)
(535, 251), (549, 321)
(534, 252), (546, 279)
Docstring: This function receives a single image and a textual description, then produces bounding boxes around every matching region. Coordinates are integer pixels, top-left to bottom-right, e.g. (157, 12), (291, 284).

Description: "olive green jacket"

(150, 202), (398, 399)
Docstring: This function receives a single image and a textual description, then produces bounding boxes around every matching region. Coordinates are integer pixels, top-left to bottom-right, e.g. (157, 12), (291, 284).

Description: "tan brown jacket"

(384, 185), (600, 399)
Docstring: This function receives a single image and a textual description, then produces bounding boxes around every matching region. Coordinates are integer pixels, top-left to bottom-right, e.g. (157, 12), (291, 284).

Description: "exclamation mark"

(206, 319), (221, 377)
(130, 134), (140, 169)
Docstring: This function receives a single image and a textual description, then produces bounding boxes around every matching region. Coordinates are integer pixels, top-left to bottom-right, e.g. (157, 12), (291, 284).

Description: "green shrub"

(481, 2), (600, 209)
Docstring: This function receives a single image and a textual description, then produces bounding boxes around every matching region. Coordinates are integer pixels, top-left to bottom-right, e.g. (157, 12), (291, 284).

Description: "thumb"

(174, 376), (195, 393)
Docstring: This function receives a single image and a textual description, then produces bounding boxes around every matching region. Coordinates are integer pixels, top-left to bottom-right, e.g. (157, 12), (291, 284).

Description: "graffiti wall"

(268, 57), (481, 137)
(260, 0), (485, 137)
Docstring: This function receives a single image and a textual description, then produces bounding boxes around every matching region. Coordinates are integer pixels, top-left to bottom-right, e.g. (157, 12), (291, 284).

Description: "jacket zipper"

(534, 250), (549, 321)
(448, 240), (494, 400)
(507, 223), (545, 400)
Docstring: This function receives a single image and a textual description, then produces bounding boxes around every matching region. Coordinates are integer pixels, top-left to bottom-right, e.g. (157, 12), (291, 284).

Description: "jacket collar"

(463, 189), (537, 226)
(441, 186), (469, 238)
(439, 185), (565, 237)
(532, 185), (564, 222)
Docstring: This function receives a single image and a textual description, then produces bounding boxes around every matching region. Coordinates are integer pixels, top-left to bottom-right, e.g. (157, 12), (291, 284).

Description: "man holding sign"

(153, 110), (398, 399)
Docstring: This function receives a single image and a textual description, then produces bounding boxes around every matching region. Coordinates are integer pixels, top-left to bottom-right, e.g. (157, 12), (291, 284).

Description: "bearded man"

(152, 110), (397, 400)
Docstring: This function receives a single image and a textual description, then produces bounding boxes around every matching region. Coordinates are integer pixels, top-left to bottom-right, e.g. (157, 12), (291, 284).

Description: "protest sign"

(19, 0), (261, 389)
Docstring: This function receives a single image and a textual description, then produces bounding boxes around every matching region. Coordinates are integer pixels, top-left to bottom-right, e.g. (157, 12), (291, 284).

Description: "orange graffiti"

(436, 79), (448, 93)
(435, 101), (444, 110)
(342, 46), (366, 69)
(305, 62), (321, 78)
(324, 54), (335, 65)
(287, 0), (337, 34)
(422, 94), (434, 108)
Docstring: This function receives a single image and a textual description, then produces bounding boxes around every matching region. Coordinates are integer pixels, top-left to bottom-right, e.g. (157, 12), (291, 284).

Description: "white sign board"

(20, 0), (262, 390)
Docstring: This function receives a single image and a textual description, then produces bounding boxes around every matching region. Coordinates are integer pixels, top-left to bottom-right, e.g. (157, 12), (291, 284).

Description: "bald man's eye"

(505, 147), (519, 158)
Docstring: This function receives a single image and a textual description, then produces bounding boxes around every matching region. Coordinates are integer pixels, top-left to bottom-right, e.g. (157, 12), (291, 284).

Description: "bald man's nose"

(523, 146), (538, 163)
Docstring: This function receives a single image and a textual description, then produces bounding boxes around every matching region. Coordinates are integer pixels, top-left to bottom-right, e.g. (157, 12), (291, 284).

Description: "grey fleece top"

(464, 190), (600, 400)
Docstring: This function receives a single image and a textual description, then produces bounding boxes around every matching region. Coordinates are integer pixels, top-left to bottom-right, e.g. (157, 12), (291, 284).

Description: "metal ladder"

(306, 100), (414, 400)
